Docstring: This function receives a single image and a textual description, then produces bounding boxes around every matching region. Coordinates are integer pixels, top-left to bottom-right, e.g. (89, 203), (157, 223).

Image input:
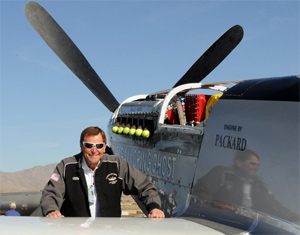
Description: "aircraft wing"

(0, 217), (228, 234)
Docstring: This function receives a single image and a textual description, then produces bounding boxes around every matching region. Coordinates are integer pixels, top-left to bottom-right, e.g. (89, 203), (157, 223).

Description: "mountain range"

(0, 163), (57, 192)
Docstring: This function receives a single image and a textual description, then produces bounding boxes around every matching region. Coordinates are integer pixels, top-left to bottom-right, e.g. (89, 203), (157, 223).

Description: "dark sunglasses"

(82, 142), (105, 149)
(246, 160), (259, 167)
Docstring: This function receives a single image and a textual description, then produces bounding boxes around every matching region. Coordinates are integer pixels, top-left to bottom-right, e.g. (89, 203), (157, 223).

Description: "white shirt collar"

(81, 155), (99, 172)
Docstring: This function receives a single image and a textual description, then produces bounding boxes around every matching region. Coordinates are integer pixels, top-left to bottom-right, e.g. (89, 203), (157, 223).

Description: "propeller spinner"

(24, 1), (119, 112)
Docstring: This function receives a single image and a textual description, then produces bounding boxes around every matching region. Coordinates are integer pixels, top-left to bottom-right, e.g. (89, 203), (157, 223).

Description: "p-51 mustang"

(1, 1), (299, 234)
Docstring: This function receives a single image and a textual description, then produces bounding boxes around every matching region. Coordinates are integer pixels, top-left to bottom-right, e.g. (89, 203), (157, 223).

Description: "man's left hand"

(148, 208), (165, 218)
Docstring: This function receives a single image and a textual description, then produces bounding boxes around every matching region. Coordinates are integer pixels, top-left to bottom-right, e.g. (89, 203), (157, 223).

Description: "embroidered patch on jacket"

(50, 173), (60, 182)
(106, 173), (118, 184)
(72, 177), (80, 181)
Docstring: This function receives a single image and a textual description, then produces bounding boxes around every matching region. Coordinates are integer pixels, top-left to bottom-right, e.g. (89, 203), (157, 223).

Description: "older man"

(41, 126), (164, 218)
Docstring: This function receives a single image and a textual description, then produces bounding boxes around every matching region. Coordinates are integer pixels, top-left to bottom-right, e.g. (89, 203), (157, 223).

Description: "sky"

(0, 0), (299, 173)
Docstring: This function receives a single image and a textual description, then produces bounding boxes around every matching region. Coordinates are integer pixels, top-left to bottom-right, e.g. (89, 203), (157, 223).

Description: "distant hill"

(0, 163), (57, 192)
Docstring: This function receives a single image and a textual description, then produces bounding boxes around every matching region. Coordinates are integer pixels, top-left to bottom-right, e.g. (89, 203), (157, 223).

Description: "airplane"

(0, 191), (42, 216)
(1, 1), (299, 234)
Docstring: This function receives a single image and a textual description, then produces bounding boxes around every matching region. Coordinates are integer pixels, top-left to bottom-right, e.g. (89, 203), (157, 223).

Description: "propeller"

(24, 1), (119, 112)
(173, 25), (244, 88)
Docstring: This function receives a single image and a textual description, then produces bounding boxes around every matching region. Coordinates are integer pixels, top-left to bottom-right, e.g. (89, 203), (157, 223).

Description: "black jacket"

(41, 153), (161, 217)
(194, 165), (299, 221)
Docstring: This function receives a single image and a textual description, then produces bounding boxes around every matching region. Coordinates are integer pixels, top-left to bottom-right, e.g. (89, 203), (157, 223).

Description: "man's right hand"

(46, 210), (64, 218)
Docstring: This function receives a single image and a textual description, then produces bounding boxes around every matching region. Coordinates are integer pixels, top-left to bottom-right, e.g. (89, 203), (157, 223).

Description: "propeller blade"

(24, 1), (119, 112)
(173, 25), (244, 88)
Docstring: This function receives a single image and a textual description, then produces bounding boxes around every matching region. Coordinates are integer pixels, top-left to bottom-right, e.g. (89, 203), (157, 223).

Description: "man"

(194, 149), (298, 221)
(41, 126), (165, 218)
(5, 202), (20, 216)
(194, 149), (261, 208)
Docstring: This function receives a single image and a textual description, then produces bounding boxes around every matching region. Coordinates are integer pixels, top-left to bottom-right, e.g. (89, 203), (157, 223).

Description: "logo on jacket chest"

(106, 173), (118, 184)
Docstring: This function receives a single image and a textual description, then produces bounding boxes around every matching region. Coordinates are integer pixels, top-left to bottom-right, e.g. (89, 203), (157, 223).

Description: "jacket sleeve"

(40, 160), (66, 216)
(119, 157), (161, 213)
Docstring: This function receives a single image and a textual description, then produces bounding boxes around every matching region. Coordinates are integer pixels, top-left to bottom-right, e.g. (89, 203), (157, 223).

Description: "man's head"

(10, 202), (16, 209)
(235, 149), (260, 176)
(80, 126), (107, 170)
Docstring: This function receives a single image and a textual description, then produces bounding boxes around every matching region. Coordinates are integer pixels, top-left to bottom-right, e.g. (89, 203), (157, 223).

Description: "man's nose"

(91, 145), (98, 151)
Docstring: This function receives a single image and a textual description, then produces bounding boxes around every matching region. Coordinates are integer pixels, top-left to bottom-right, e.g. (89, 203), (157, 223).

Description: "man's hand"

(148, 208), (165, 218)
(46, 210), (64, 218)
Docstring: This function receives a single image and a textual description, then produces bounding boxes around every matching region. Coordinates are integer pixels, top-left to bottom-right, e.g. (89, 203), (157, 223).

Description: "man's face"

(239, 154), (259, 176)
(81, 133), (106, 170)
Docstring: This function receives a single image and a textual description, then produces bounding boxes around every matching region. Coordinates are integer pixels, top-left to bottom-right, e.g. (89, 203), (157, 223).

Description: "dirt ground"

(121, 194), (144, 217)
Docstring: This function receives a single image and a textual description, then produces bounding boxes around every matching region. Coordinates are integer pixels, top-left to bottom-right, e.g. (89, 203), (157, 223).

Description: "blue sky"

(1, 0), (299, 172)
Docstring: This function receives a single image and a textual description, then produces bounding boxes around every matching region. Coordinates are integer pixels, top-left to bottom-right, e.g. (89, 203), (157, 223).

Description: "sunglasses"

(82, 142), (105, 149)
(246, 160), (259, 167)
